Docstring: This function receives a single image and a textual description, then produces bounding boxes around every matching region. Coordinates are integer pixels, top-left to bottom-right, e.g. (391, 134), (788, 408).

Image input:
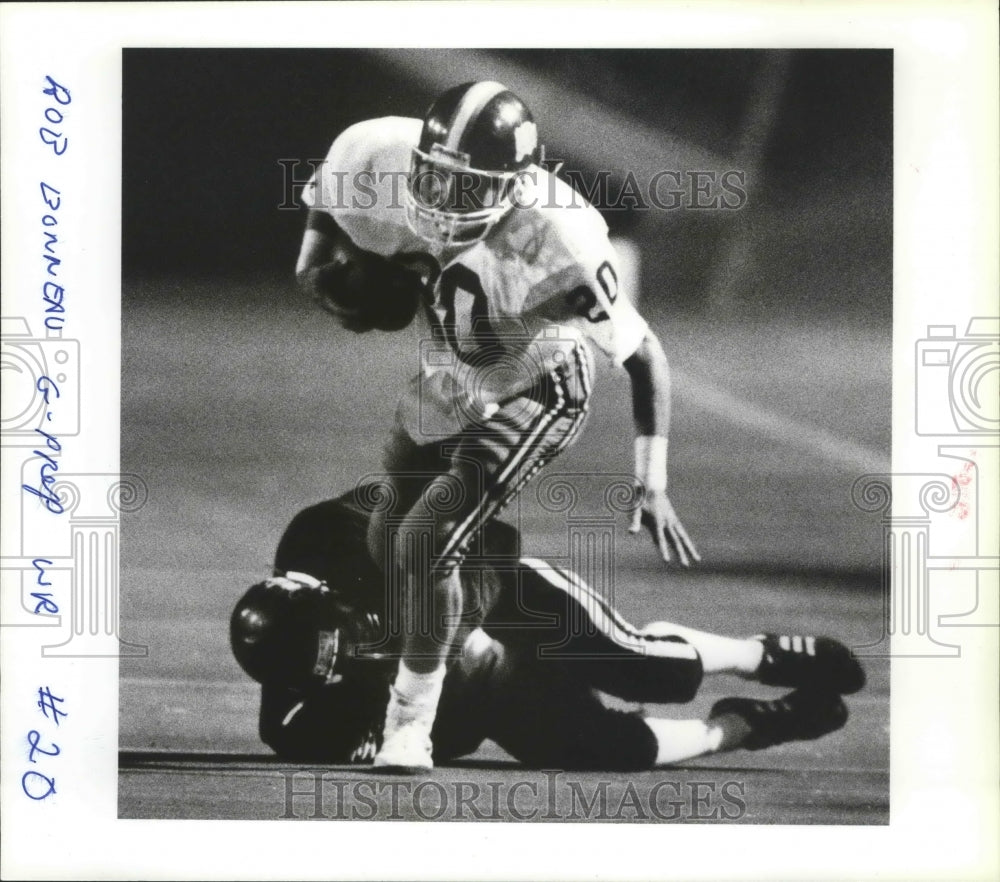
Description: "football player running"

(295, 82), (700, 772)
(230, 491), (865, 770)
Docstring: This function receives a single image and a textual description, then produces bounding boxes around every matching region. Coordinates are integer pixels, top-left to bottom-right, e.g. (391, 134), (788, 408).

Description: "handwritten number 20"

(569, 260), (618, 323)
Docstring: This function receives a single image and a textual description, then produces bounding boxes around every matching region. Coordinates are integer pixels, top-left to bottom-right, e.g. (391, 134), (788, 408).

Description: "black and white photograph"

(1, 3), (996, 881)
(118, 47), (890, 821)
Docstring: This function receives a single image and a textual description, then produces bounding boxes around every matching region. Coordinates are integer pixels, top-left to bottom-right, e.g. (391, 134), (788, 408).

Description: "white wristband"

(635, 435), (668, 493)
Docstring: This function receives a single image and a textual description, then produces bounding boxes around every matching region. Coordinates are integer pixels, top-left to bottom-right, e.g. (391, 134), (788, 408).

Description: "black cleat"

(755, 634), (866, 695)
(710, 689), (848, 751)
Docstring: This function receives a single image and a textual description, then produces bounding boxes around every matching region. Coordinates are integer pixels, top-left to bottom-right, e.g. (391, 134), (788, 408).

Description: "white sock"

(645, 717), (725, 766)
(391, 661), (446, 712)
(643, 621), (764, 676)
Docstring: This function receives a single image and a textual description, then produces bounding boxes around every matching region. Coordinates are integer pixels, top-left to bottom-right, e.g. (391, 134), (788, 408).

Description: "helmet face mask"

(405, 81), (538, 249)
(405, 146), (520, 247)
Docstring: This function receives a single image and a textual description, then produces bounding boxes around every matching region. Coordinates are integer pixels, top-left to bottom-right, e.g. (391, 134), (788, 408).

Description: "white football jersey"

(304, 117), (649, 439)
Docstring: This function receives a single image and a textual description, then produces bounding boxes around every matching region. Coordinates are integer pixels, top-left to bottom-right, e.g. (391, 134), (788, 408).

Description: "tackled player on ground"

(231, 490), (865, 770)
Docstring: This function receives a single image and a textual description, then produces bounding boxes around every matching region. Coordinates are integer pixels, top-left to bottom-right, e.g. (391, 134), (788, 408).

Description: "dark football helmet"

(405, 81), (539, 248)
(229, 571), (382, 690)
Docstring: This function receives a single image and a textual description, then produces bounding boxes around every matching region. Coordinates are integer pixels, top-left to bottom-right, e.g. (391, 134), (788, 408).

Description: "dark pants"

(260, 557), (703, 771)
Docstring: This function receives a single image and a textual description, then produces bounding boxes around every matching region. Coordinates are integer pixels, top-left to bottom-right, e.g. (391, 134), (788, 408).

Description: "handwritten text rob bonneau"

(23, 76), (72, 515)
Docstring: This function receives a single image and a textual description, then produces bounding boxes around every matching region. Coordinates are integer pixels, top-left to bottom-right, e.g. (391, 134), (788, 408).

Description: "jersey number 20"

(568, 260), (618, 323)
(436, 263), (490, 353)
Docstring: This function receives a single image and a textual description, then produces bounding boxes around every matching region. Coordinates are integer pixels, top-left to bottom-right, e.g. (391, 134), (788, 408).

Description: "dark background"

(123, 48), (891, 320)
(120, 46), (894, 582)
(120, 52), (891, 815)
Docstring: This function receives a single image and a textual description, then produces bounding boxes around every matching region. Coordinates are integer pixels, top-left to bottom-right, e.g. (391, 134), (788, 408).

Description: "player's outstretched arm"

(622, 329), (700, 566)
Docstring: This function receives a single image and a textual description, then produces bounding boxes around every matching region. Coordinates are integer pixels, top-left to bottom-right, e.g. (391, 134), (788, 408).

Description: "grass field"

(119, 273), (890, 823)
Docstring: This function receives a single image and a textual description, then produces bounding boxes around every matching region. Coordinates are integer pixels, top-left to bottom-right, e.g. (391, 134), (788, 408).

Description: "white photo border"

(1, 2), (997, 880)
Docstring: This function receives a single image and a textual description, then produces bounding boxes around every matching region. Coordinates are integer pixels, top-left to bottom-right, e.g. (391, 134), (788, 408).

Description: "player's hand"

(629, 489), (700, 566)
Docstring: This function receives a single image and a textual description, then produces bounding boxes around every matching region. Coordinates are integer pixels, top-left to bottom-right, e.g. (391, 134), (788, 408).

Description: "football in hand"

(313, 254), (424, 333)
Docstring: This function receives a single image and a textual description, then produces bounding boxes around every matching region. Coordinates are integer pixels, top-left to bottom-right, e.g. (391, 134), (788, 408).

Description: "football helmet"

(405, 81), (539, 248)
(229, 571), (382, 690)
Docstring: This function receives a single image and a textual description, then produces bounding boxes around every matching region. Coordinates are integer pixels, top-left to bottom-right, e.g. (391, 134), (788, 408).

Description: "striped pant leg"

(487, 557), (705, 704)
(456, 632), (660, 771)
(433, 345), (592, 574)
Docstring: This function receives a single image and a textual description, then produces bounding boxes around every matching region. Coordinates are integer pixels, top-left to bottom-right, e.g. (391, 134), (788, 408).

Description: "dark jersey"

(262, 489), (520, 762)
(273, 486), (519, 646)
(260, 491), (702, 767)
